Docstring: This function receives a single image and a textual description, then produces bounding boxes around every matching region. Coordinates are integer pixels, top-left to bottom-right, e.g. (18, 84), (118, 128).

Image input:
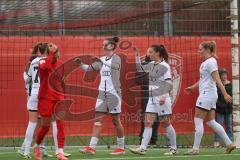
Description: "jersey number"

(33, 66), (39, 83)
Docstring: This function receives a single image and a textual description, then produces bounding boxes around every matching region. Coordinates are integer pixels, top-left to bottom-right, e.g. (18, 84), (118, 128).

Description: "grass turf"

(0, 147), (239, 160)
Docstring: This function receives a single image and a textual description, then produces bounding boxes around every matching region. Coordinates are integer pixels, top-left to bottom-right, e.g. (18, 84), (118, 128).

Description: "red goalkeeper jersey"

(38, 51), (64, 100)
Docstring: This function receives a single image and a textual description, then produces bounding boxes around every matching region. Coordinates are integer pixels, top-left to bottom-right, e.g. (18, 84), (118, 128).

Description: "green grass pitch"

(0, 147), (239, 160)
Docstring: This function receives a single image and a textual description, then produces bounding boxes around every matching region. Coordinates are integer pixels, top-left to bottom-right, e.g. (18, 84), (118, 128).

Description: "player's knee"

(94, 121), (102, 127)
(112, 119), (120, 127)
(144, 121), (153, 127)
(206, 120), (216, 128)
(161, 121), (170, 128)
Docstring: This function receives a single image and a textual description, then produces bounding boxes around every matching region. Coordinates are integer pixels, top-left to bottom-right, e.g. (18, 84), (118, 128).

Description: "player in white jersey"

(184, 41), (235, 155)
(19, 43), (70, 159)
(76, 37), (125, 155)
(129, 45), (177, 155)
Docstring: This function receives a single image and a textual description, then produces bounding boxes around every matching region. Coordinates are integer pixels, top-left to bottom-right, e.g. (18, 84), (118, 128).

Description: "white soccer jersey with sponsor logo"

(97, 54), (121, 93)
(199, 57), (218, 94)
(27, 57), (44, 95)
(136, 59), (173, 115)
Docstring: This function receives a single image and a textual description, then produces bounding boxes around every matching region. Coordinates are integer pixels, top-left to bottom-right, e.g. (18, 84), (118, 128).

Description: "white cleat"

(129, 147), (146, 155)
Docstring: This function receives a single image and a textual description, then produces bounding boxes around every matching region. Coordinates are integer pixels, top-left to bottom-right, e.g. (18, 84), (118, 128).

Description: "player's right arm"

(132, 46), (151, 72)
(74, 57), (102, 71)
(184, 81), (199, 94)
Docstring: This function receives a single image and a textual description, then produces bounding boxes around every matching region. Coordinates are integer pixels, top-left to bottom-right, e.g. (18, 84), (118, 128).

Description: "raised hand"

(132, 46), (139, 56)
(74, 57), (82, 65)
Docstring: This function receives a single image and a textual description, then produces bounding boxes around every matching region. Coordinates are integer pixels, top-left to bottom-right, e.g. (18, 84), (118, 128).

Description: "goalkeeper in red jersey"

(33, 43), (68, 160)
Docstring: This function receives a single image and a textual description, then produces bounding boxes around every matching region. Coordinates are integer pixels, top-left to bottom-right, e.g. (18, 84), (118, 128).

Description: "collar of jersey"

(105, 53), (115, 61)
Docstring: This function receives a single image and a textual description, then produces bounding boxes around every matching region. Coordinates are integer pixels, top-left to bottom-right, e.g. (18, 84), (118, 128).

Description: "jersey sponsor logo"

(102, 70), (111, 76)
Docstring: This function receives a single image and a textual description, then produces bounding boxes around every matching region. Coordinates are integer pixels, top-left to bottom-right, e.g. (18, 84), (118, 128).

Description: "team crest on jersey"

(168, 54), (182, 108)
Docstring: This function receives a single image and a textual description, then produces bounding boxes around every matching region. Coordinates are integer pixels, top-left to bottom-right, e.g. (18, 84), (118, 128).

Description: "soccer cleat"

(214, 141), (220, 148)
(34, 146), (42, 160)
(129, 147), (146, 155)
(57, 153), (68, 160)
(164, 148), (177, 155)
(63, 152), (71, 157)
(42, 150), (53, 157)
(225, 143), (236, 154)
(79, 146), (96, 155)
(23, 154), (32, 159)
(55, 152), (71, 157)
(110, 148), (125, 155)
(17, 149), (25, 157)
(184, 149), (199, 155)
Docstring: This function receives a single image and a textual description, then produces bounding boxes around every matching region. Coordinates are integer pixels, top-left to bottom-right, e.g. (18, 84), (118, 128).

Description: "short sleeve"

(208, 58), (218, 74)
(91, 61), (102, 71)
(163, 66), (172, 80)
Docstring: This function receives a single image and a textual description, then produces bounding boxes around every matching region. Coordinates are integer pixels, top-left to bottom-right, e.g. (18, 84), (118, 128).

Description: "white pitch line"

(72, 153), (240, 160)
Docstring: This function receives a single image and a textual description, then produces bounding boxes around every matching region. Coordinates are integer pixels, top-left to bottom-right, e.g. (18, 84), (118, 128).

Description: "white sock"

(52, 121), (58, 154)
(117, 137), (125, 149)
(39, 142), (46, 153)
(193, 117), (204, 150)
(166, 125), (177, 150)
(207, 120), (232, 146)
(21, 141), (25, 152)
(58, 148), (64, 154)
(89, 137), (99, 148)
(140, 127), (152, 150)
(23, 122), (37, 155)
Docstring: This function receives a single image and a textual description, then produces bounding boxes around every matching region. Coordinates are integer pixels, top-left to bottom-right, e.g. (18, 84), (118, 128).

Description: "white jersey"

(23, 71), (31, 95)
(138, 60), (172, 101)
(137, 60), (173, 115)
(199, 57), (218, 94)
(149, 61), (172, 97)
(97, 54), (121, 92)
(27, 57), (44, 95)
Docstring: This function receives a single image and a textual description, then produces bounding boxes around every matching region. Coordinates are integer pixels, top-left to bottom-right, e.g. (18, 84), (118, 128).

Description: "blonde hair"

(201, 41), (217, 58)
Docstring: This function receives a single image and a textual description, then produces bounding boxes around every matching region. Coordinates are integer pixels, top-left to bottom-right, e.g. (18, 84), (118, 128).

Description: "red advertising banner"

(0, 36), (233, 137)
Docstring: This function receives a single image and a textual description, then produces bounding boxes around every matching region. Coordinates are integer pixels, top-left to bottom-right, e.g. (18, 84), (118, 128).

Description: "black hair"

(106, 37), (119, 50)
(151, 44), (169, 62)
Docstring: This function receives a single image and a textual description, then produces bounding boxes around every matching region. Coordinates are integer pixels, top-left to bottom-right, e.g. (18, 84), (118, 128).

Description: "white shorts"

(146, 96), (172, 116)
(27, 94), (38, 111)
(95, 90), (121, 114)
(196, 91), (218, 111)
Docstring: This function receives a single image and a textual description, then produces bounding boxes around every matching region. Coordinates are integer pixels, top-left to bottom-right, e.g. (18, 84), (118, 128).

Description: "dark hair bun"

(112, 37), (119, 43)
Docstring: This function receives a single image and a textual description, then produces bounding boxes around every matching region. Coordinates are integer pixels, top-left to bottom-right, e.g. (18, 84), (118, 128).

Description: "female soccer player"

(75, 37), (125, 155)
(19, 44), (51, 159)
(184, 41), (235, 155)
(129, 45), (177, 155)
(33, 43), (68, 160)
(20, 43), (70, 159)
